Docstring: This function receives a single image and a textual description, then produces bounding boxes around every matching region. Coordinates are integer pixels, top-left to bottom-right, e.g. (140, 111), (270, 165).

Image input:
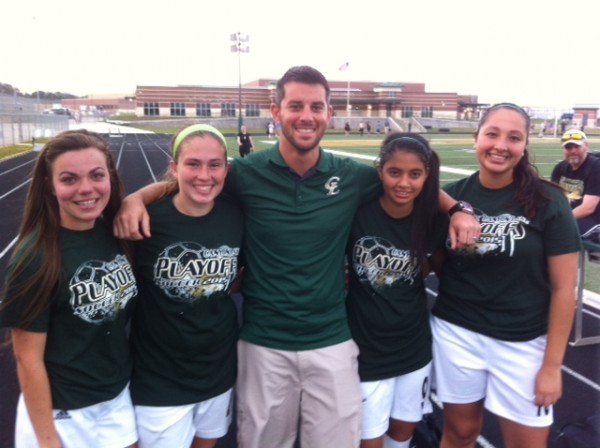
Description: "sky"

(3, 0), (599, 110)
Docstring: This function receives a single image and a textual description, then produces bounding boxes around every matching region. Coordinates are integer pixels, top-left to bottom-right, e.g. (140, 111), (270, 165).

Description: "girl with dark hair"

(0, 130), (138, 448)
(130, 124), (243, 448)
(431, 103), (581, 447)
(346, 132), (447, 448)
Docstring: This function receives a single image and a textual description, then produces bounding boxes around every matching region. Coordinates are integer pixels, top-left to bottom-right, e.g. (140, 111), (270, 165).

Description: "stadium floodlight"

(230, 32), (250, 129)
(339, 61), (351, 117)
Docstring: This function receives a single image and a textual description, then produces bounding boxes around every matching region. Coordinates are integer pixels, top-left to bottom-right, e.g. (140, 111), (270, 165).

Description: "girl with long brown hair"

(0, 130), (138, 448)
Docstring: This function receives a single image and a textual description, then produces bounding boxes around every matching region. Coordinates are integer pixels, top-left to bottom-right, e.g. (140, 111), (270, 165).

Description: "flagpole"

(346, 79), (350, 117)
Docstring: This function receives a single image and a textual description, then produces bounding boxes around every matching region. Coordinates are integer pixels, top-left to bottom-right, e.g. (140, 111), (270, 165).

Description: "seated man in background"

(551, 129), (600, 243)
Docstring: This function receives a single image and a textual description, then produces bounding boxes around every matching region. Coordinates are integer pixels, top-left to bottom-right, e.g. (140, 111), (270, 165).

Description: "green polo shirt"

(226, 144), (379, 350)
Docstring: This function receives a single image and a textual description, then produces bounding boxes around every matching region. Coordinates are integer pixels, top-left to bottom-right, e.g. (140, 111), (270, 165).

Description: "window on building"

(421, 106), (433, 118)
(196, 103), (211, 117)
(143, 102), (159, 116)
(401, 106), (414, 118)
(246, 104), (260, 117)
(170, 102), (186, 117)
(221, 103), (236, 117)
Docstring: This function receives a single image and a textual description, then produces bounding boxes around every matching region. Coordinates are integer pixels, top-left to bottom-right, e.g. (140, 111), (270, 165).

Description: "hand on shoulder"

(113, 193), (151, 240)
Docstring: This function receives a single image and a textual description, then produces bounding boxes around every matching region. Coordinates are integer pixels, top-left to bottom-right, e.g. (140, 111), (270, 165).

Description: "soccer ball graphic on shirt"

(162, 242), (197, 265)
(353, 236), (412, 287)
(74, 260), (108, 283)
(355, 236), (390, 263)
(70, 256), (136, 324)
(155, 242), (232, 303)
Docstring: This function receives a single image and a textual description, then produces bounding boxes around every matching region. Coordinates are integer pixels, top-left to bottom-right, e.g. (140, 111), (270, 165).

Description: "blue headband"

(172, 124), (227, 159)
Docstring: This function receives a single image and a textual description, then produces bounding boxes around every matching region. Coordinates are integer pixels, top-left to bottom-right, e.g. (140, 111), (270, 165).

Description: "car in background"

(43, 106), (73, 117)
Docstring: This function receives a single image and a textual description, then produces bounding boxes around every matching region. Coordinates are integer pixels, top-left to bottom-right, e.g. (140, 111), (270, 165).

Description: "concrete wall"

(124, 115), (480, 136)
(416, 117), (478, 130)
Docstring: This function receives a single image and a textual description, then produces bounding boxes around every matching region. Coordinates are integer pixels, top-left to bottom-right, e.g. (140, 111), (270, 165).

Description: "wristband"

(448, 200), (474, 216)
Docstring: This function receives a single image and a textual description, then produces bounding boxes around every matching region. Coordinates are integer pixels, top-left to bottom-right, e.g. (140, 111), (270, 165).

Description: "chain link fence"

(0, 94), (69, 147)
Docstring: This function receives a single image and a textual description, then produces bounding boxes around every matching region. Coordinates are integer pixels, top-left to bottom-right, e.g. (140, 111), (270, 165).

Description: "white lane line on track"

(562, 366), (600, 393)
(323, 149), (378, 161)
(324, 149), (474, 175)
(136, 141), (157, 183)
(115, 139), (127, 168)
(0, 159), (35, 177)
(0, 179), (30, 200)
(0, 236), (18, 260)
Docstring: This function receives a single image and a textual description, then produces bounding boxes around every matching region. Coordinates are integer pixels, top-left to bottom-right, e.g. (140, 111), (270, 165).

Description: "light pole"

(230, 32), (249, 130)
(338, 62), (350, 117)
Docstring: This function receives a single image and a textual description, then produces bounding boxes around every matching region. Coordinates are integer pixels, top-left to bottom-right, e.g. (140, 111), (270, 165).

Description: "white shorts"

(135, 388), (233, 447)
(360, 362), (433, 440)
(15, 385), (137, 448)
(431, 316), (552, 427)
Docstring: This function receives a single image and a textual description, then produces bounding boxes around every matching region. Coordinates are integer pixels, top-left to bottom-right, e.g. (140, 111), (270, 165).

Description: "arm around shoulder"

(439, 190), (481, 249)
(113, 181), (169, 240)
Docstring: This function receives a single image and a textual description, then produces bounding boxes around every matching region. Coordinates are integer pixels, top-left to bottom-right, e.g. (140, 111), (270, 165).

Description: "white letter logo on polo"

(325, 176), (340, 196)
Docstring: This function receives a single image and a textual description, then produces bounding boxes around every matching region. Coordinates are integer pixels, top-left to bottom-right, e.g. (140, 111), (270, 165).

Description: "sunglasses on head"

(561, 132), (585, 142)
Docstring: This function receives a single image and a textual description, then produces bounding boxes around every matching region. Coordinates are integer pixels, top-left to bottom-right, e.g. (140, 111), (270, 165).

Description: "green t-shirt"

(131, 196), (243, 406)
(347, 200), (447, 381)
(433, 174), (582, 341)
(226, 144), (380, 350)
(0, 221), (137, 410)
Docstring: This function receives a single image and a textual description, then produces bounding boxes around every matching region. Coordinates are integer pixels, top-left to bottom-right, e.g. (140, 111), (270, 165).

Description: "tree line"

(0, 82), (78, 100)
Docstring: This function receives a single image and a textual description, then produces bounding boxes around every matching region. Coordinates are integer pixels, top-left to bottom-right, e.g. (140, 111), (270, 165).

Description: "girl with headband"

(129, 124), (243, 448)
(0, 130), (138, 448)
(431, 103), (580, 447)
(346, 132), (447, 448)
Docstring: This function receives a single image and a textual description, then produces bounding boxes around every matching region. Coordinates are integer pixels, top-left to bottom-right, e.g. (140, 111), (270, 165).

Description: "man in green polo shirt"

(114, 65), (479, 448)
